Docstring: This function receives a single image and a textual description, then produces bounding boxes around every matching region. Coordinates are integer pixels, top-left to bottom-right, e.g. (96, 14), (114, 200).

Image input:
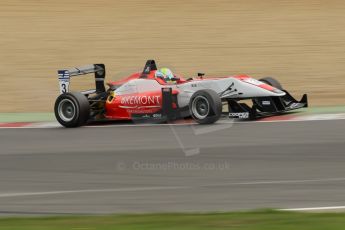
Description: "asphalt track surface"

(0, 119), (344, 215)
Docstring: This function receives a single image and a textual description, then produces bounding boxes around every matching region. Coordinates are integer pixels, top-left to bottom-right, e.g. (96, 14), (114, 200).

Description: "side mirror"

(171, 77), (180, 81)
(198, 73), (205, 78)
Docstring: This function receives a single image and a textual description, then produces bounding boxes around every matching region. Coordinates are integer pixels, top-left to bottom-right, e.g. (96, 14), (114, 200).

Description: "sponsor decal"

(58, 70), (70, 79)
(273, 89), (284, 94)
(119, 95), (161, 113)
(289, 102), (300, 109)
(243, 78), (263, 86)
(262, 101), (271, 105)
(134, 113), (163, 119)
(229, 112), (249, 119)
(243, 78), (275, 92)
(152, 113), (162, 118)
(120, 95), (160, 106)
(128, 109), (156, 113)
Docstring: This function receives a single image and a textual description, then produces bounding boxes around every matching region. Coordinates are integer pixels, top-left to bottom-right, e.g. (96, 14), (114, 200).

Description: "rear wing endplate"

(57, 64), (105, 94)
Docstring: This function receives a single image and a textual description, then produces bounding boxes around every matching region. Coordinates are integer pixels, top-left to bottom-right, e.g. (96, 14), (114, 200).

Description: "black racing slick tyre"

(189, 89), (222, 124)
(54, 92), (90, 128)
(259, 77), (283, 90)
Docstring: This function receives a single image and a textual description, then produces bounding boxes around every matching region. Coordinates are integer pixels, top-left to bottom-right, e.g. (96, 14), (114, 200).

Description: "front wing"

(227, 90), (308, 120)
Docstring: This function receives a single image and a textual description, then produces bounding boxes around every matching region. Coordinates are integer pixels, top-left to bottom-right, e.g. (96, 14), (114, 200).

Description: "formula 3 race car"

(54, 60), (308, 127)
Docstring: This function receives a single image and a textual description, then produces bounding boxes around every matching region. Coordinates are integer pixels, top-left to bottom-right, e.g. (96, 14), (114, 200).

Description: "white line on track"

(0, 186), (187, 198)
(83, 116), (345, 128)
(1, 113), (345, 129)
(209, 177), (345, 186)
(1, 177), (344, 198)
(279, 206), (345, 211)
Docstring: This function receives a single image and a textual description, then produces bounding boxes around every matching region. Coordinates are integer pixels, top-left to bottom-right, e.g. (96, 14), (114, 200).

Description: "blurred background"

(1, 0), (345, 112)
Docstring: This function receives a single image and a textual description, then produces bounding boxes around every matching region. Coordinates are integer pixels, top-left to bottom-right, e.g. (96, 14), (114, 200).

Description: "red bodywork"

(104, 71), (275, 120)
(105, 70), (182, 120)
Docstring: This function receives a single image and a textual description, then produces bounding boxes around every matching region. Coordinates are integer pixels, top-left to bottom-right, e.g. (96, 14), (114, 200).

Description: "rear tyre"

(189, 89), (222, 124)
(54, 92), (90, 128)
(259, 77), (283, 90)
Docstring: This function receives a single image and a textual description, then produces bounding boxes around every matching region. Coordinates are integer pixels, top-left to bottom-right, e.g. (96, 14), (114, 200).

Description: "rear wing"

(57, 64), (106, 94)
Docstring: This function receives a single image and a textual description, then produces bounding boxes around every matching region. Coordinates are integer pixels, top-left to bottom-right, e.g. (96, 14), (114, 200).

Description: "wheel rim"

(58, 99), (76, 122)
(192, 95), (210, 119)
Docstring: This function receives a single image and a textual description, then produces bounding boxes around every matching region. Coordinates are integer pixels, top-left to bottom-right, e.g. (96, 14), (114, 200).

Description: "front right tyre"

(54, 92), (90, 128)
(189, 89), (222, 124)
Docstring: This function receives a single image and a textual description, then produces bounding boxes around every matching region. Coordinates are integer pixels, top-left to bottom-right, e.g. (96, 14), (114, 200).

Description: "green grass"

(0, 113), (54, 122)
(0, 210), (345, 230)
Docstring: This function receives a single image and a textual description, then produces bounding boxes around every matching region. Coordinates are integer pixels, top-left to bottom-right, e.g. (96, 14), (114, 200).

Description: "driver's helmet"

(155, 68), (174, 82)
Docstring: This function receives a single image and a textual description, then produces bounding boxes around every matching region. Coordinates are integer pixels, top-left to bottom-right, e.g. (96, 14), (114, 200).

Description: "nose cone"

(241, 78), (286, 96)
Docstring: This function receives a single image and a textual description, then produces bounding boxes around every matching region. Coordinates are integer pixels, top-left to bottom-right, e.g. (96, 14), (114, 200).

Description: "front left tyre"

(54, 92), (90, 128)
(259, 77), (283, 90)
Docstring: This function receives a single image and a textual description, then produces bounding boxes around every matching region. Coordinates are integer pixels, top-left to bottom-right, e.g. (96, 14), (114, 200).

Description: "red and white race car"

(54, 60), (308, 127)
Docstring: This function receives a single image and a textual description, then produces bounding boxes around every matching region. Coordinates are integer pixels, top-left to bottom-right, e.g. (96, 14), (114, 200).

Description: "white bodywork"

(114, 77), (286, 108)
